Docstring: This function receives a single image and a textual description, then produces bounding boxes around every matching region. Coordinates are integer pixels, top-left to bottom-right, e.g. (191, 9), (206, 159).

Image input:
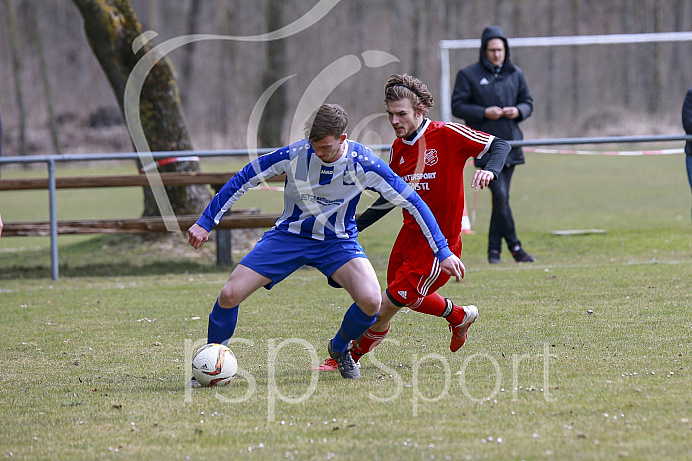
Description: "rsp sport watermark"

(184, 338), (557, 421)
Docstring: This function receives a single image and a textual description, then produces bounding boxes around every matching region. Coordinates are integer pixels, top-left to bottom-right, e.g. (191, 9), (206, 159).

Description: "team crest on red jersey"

(424, 149), (438, 166)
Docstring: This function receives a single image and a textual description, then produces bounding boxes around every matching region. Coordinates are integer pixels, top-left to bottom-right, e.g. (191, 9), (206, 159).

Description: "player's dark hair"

(384, 74), (434, 114)
(305, 104), (348, 141)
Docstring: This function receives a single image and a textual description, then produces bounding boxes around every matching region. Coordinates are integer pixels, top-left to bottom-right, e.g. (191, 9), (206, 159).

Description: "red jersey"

(390, 119), (494, 237)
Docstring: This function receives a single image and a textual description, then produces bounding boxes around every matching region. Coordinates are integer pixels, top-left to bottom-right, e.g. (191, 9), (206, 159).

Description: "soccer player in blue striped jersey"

(187, 104), (463, 380)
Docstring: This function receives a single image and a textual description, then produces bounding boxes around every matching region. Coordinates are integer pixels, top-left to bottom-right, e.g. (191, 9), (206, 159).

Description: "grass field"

(0, 153), (690, 460)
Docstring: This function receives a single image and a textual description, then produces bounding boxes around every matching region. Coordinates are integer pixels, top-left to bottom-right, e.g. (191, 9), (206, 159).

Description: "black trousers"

(487, 165), (521, 253)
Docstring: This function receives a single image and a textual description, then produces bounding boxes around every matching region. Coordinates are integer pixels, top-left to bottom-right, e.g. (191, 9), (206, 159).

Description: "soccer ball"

(191, 343), (238, 387)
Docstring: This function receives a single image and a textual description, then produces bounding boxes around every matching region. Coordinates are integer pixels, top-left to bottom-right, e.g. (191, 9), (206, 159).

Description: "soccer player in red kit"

(316, 74), (509, 370)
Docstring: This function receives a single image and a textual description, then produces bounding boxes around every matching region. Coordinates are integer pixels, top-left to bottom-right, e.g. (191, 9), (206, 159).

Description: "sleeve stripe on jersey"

(445, 122), (492, 145)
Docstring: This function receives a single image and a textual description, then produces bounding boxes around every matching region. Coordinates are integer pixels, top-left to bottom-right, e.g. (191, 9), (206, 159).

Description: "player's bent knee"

(358, 294), (381, 316)
(218, 286), (241, 308)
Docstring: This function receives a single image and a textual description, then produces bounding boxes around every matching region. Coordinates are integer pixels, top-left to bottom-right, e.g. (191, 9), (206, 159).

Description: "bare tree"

(258, 0), (287, 148)
(0, 105), (3, 160)
(649, 0), (663, 113)
(214, 2), (236, 136)
(621, 0), (636, 108)
(29, 6), (61, 155)
(443, 0), (460, 39)
(71, 0), (209, 216)
(545, 0), (557, 129)
(179, 0), (202, 107)
(411, 0), (428, 79)
(570, 0), (581, 119)
(146, 0), (159, 31)
(3, 0), (28, 158)
(672, 0), (685, 92)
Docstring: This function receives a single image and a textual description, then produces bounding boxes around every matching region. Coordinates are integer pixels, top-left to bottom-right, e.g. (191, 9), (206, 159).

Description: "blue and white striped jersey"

(196, 139), (452, 260)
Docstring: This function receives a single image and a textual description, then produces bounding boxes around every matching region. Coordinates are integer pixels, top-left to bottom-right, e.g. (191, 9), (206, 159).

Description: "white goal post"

(439, 31), (692, 122)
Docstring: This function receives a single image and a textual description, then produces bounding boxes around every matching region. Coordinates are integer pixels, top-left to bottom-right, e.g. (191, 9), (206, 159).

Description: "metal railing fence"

(1, 134), (691, 281)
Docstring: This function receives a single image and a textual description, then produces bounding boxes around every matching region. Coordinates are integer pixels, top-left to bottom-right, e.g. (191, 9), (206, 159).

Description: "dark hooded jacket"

(683, 88), (692, 157)
(451, 26), (533, 167)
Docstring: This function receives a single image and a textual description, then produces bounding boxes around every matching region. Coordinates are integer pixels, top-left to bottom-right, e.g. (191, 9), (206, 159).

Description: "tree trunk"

(146, 0), (159, 31)
(621, 0), (634, 108)
(216, 3), (234, 135)
(671, 0), (684, 92)
(0, 104), (4, 177)
(649, 0), (663, 114)
(411, 0), (428, 79)
(444, 0), (459, 39)
(258, 0), (287, 148)
(545, 0), (556, 130)
(570, 0), (581, 119)
(70, 0), (210, 217)
(180, 0), (202, 107)
(29, 6), (62, 155)
(3, 0), (28, 159)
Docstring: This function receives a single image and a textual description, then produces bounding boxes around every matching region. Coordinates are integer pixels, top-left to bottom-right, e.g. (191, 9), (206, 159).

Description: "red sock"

(351, 327), (389, 363)
(411, 292), (446, 316)
(412, 293), (467, 325)
(445, 304), (467, 326)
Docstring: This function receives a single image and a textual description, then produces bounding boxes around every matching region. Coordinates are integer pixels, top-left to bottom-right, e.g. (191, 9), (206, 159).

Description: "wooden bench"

(0, 172), (284, 275)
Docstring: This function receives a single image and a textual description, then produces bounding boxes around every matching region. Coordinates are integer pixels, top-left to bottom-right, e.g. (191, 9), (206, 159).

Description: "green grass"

(0, 153), (691, 460)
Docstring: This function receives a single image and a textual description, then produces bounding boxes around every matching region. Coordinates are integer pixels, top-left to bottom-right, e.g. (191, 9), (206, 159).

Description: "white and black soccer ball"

(191, 343), (238, 387)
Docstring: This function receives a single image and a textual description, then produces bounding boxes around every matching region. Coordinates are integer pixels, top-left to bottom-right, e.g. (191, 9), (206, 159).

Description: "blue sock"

(331, 303), (378, 352)
(207, 299), (239, 345)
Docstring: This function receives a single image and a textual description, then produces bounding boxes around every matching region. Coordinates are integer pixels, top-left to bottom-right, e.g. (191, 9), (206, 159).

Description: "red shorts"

(386, 226), (462, 307)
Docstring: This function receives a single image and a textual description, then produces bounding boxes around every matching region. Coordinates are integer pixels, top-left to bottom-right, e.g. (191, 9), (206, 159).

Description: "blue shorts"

(239, 229), (368, 289)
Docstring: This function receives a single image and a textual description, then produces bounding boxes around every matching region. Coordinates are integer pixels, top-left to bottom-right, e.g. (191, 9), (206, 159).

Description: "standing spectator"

(452, 26), (535, 264)
(0, 105), (3, 228)
(683, 88), (692, 222)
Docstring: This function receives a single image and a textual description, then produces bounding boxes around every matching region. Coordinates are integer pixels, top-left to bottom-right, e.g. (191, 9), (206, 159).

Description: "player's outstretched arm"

(479, 137), (510, 178)
(188, 223), (210, 249)
(440, 254), (465, 282)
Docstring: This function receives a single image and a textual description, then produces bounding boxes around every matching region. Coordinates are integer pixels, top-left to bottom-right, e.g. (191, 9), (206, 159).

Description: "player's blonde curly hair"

(384, 74), (434, 114)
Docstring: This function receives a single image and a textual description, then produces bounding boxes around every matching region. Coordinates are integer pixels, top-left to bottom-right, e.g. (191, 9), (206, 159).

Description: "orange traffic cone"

(461, 191), (475, 234)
